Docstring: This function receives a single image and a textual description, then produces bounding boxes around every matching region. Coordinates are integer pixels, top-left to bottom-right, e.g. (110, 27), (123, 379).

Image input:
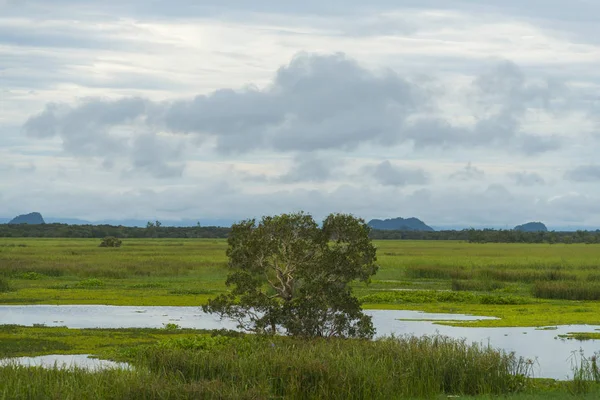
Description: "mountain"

(368, 217), (434, 231)
(514, 222), (548, 232)
(8, 212), (45, 225)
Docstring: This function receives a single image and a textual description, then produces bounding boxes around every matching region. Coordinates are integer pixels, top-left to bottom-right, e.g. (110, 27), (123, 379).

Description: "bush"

(99, 236), (122, 248)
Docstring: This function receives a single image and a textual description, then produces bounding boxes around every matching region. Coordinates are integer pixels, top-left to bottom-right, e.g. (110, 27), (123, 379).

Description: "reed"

(134, 334), (532, 399)
(533, 281), (600, 301)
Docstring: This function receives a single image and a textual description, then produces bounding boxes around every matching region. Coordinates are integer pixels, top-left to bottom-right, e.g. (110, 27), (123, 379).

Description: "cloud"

(366, 160), (429, 187)
(509, 171), (545, 186)
(450, 162), (485, 181)
(22, 98), (186, 178)
(277, 154), (340, 183)
(23, 52), (571, 165)
(564, 165), (600, 182)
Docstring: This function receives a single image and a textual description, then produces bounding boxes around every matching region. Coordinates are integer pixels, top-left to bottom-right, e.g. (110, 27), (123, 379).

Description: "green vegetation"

(4, 237), (600, 398)
(99, 236), (122, 248)
(0, 327), (532, 399)
(3, 239), (600, 326)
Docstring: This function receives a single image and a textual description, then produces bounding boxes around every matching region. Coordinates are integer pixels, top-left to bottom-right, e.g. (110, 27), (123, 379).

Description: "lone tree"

(203, 212), (378, 339)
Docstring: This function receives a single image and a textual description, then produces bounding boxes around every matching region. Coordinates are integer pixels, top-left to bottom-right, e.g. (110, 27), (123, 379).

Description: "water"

(1, 305), (599, 379)
(1, 354), (129, 370)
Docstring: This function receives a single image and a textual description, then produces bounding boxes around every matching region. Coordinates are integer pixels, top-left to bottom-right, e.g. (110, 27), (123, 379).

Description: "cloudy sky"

(2, 0), (600, 228)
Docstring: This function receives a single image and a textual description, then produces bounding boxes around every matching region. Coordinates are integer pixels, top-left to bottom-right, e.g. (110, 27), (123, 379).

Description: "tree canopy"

(203, 212), (378, 339)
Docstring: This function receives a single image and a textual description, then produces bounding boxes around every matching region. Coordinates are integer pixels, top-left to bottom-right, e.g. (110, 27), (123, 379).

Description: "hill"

(368, 217), (434, 231)
(514, 222), (548, 232)
(8, 212), (45, 225)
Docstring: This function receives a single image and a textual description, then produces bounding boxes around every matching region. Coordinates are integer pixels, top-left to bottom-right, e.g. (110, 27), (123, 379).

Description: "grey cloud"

(509, 171), (545, 186)
(22, 98), (186, 178)
(564, 165), (600, 182)
(367, 160), (429, 187)
(450, 162), (485, 181)
(277, 154), (340, 183)
(25, 53), (569, 157)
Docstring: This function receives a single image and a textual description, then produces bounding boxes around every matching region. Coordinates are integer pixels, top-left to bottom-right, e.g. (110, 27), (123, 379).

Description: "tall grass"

(480, 269), (577, 283)
(533, 281), (600, 300)
(405, 266), (474, 280)
(0, 277), (10, 292)
(134, 334), (532, 399)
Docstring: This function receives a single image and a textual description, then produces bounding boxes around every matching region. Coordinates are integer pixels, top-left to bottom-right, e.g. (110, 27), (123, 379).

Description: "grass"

(4, 237), (600, 398)
(0, 329), (534, 399)
(3, 239), (600, 326)
(533, 281), (600, 301)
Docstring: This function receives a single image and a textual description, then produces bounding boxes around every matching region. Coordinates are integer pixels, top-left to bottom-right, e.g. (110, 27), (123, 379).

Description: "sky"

(2, 0), (600, 228)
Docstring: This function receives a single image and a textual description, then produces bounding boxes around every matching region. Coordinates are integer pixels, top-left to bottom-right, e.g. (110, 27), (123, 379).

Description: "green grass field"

(2, 238), (600, 327)
(4, 238), (600, 398)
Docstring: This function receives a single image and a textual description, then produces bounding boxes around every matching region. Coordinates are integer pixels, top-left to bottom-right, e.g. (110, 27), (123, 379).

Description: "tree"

(203, 212), (378, 339)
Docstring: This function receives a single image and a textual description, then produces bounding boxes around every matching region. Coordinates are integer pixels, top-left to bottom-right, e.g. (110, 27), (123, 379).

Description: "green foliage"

(76, 278), (105, 288)
(361, 290), (477, 304)
(361, 290), (529, 306)
(204, 212), (378, 339)
(162, 323), (181, 331)
(100, 236), (123, 248)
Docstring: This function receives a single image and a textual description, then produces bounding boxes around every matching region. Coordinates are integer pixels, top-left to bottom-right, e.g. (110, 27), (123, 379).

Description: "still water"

(1, 305), (599, 379)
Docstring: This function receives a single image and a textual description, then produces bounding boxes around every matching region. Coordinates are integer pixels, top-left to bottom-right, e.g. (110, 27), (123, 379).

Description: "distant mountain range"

(0, 213), (596, 232)
(1, 214), (235, 228)
(368, 217), (434, 231)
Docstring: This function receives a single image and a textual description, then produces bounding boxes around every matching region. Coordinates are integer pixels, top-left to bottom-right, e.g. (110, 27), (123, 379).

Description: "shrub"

(99, 236), (122, 248)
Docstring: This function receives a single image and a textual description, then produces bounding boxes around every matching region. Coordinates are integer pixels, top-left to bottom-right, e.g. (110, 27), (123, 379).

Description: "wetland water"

(1, 305), (599, 379)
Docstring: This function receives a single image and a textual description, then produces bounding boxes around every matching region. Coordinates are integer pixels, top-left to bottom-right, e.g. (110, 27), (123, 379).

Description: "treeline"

(0, 223), (230, 239)
(369, 229), (600, 243)
(1, 223), (600, 243)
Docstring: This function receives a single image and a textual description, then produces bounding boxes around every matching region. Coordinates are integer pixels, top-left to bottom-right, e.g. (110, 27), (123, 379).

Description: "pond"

(1, 305), (599, 380)
(1, 354), (130, 370)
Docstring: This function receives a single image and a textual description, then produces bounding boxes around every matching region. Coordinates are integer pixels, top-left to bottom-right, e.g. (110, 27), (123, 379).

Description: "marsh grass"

(533, 281), (600, 301)
(133, 334), (532, 399)
(0, 277), (10, 292)
(405, 265), (474, 280)
(452, 280), (505, 292)
(480, 269), (577, 283)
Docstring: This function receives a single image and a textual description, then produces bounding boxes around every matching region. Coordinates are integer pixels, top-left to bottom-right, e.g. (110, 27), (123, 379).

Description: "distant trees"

(203, 212), (378, 339)
(0, 222), (599, 244)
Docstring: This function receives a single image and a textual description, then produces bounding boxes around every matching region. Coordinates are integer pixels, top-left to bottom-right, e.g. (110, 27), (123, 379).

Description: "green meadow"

(2, 238), (600, 327)
(3, 238), (600, 398)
